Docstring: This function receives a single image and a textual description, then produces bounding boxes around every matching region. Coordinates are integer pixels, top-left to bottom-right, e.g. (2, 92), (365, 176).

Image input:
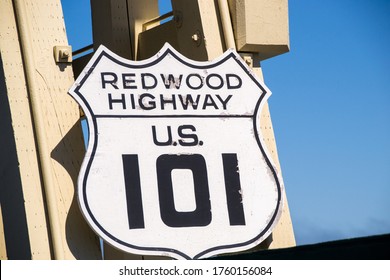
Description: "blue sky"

(62, 0), (390, 246)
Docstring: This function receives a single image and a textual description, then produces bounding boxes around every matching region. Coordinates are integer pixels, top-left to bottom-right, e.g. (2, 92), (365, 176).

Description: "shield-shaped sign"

(68, 44), (283, 259)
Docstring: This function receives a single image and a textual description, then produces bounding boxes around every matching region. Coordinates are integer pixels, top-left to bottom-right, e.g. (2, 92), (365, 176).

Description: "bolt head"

(61, 50), (70, 57)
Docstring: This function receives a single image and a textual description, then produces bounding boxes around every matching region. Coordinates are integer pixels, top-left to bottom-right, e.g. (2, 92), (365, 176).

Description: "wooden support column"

(91, 0), (159, 60)
(0, 0), (101, 259)
(1, 0), (51, 260)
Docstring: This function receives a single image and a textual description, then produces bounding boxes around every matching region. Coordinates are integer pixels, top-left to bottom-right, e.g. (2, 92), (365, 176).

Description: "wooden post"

(0, 0), (101, 259)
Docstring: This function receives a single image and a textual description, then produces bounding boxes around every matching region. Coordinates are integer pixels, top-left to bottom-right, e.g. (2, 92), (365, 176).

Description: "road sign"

(68, 44), (283, 259)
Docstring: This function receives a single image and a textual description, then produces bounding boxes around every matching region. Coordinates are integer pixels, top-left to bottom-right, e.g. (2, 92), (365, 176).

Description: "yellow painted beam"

(0, 0), (51, 259)
(0, 0), (102, 259)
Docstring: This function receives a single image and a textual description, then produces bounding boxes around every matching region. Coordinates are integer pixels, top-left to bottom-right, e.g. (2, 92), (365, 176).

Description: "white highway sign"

(68, 44), (283, 259)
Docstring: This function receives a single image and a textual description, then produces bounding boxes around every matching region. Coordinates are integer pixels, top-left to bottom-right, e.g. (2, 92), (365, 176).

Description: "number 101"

(122, 154), (246, 229)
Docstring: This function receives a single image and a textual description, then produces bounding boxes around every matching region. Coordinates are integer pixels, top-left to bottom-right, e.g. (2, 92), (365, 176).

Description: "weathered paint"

(69, 44), (284, 259)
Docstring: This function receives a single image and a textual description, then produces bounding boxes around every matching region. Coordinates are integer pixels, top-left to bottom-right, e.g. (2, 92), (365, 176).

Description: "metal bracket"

(53, 45), (72, 63)
(240, 53), (253, 67)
